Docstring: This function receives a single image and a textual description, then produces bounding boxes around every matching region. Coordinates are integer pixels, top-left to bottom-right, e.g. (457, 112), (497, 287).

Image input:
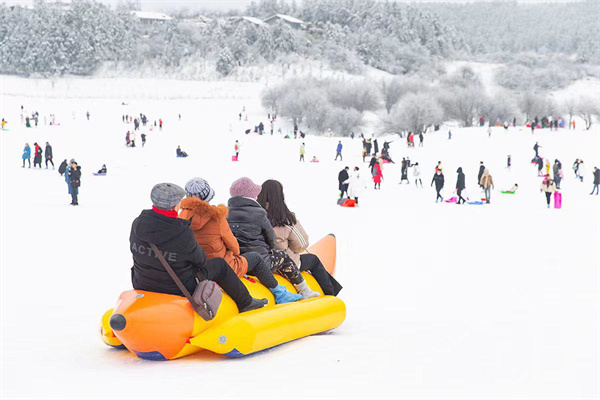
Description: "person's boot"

(269, 284), (302, 304)
(294, 280), (320, 300)
(239, 297), (268, 313)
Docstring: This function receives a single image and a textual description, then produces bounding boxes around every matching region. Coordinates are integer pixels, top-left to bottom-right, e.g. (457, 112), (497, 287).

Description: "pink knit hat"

(230, 177), (262, 199)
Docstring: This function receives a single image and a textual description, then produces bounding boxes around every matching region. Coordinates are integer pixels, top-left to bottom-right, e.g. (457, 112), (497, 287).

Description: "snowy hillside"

(1, 78), (599, 399)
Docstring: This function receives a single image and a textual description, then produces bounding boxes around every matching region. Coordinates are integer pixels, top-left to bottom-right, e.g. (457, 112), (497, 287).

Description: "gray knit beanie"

(185, 177), (215, 202)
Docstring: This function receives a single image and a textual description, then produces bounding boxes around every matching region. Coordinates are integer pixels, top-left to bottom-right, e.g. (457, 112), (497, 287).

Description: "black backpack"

(58, 161), (67, 175)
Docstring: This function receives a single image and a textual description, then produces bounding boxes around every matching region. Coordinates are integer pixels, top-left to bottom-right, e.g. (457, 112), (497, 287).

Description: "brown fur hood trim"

(180, 197), (228, 219)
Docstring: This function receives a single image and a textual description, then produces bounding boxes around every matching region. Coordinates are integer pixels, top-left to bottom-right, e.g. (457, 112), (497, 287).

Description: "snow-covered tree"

(216, 47), (235, 76)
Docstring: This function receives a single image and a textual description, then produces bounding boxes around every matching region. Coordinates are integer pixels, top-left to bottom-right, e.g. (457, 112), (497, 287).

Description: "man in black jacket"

(45, 142), (54, 169)
(456, 167), (466, 204)
(130, 183), (267, 313)
(69, 160), (81, 205)
(338, 167), (349, 199)
(431, 171), (444, 203)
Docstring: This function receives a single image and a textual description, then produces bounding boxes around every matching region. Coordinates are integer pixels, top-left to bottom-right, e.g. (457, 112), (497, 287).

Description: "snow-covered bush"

(387, 93), (443, 134)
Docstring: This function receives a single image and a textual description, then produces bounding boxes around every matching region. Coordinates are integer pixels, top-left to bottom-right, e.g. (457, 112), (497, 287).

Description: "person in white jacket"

(413, 162), (423, 187)
(578, 160), (585, 182)
(345, 166), (365, 205)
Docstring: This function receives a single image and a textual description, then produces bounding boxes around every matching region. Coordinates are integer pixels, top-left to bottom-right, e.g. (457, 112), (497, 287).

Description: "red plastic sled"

(340, 199), (356, 207)
(232, 155), (238, 162)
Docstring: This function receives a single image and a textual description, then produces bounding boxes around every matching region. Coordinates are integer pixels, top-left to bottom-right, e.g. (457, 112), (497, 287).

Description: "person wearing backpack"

(130, 183), (267, 313)
(227, 177), (320, 299)
(257, 180), (342, 296)
(372, 158), (383, 189)
(179, 178), (301, 304)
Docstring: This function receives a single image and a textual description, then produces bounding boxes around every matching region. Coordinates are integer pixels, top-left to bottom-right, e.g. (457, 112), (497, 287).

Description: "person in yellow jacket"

(545, 159), (550, 175)
(257, 179), (342, 296)
(299, 142), (305, 162)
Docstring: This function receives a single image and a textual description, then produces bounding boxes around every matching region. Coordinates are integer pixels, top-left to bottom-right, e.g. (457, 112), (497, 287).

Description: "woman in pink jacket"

(257, 180), (342, 296)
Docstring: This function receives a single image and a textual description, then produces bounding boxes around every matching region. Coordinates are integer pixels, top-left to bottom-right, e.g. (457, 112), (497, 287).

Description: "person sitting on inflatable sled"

(129, 183), (267, 313)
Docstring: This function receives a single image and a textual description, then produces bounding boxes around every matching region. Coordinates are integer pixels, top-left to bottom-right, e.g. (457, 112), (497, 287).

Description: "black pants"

(46, 158), (54, 168)
(340, 185), (348, 198)
(457, 189), (466, 204)
(198, 257), (252, 310)
(545, 192), (552, 206)
(23, 158), (30, 167)
(70, 184), (79, 204)
(299, 254), (342, 296)
(300, 155), (304, 162)
(243, 252), (278, 289)
(436, 188), (443, 201)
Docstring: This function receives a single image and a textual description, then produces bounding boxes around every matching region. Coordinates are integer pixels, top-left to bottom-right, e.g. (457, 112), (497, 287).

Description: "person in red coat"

(372, 159), (383, 189)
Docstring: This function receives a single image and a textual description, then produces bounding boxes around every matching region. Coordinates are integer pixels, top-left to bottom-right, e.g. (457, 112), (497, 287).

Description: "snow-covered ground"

(1, 77), (599, 399)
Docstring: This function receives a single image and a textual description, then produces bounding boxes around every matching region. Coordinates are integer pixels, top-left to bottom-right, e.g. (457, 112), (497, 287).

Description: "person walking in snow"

(533, 142), (541, 158)
(591, 167), (599, 195)
(125, 131), (131, 147)
(130, 131), (136, 148)
(477, 161), (485, 188)
(540, 176), (557, 208)
(179, 178), (301, 305)
(22, 143), (31, 168)
(33, 142), (43, 168)
(537, 157), (544, 176)
(545, 159), (550, 176)
(372, 158), (383, 190)
(227, 177), (320, 300)
(431, 170), (445, 203)
(448, 130), (452, 140)
(456, 167), (467, 204)
(338, 167), (350, 198)
(553, 160), (563, 189)
(578, 160), (585, 182)
(335, 141), (343, 161)
(299, 142), (306, 162)
(86, 111), (90, 121)
(419, 132), (424, 147)
(45, 142), (54, 169)
(573, 159), (580, 178)
(399, 158), (410, 184)
(368, 155), (377, 171)
(507, 155), (511, 171)
(413, 162), (423, 187)
(141, 133), (146, 147)
(159, 119), (163, 130)
(480, 169), (494, 204)
(373, 138), (379, 156)
(257, 180), (342, 296)
(68, 160), (81, 206)
(234, 140), (240, 159)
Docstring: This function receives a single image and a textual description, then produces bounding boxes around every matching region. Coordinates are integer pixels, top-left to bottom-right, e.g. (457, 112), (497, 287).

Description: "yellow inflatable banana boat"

(100, 234), (345, 360)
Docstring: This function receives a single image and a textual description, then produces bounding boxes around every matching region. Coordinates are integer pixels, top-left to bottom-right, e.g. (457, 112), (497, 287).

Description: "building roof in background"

(131, 10), (173, 21)
(241, 16), (266, 26)
(264, 14), (304, 25)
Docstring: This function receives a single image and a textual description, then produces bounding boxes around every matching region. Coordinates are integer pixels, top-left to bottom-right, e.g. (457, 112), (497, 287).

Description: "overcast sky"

(3, 0), (587, 12)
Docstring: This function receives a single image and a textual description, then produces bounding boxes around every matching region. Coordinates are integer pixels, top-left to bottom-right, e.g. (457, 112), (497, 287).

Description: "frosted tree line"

(262, 65), (600, 135)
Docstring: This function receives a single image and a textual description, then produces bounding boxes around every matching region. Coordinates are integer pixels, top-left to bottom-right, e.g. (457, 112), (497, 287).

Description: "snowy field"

(1, 77), (599, 399)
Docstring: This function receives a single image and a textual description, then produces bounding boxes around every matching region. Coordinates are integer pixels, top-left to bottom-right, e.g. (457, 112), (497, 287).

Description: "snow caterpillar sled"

(100, 234), (345, 360)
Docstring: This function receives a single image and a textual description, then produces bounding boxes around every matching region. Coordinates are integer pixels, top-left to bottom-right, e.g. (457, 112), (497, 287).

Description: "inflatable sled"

(232, 155), (238, 162)
(339, 199), (356, 207)
(445, 197), (457, 203)
(554, 192), (562, 209)
(500, 190), (516, 194)
(100, 235), (345, 360)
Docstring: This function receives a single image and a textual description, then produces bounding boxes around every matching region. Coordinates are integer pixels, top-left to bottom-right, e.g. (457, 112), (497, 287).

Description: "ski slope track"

(1, 77), (599, 399)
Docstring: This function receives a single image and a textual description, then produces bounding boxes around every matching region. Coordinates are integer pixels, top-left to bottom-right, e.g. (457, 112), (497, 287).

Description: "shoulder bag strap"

(149, 243), (198, 307)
